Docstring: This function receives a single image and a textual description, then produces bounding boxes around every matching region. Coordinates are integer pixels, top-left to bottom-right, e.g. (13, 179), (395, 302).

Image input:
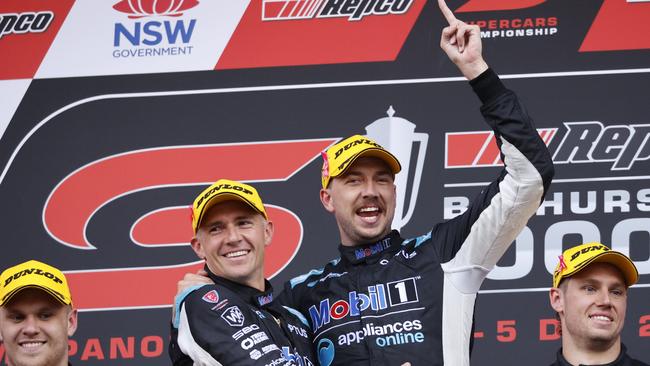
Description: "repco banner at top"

(262, 0), (414, 21)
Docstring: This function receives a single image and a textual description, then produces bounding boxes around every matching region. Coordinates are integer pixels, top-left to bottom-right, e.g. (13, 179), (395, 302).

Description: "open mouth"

(356, 205), (381, 223)
(19, 341), (45, 352)
(224, 250), (250, 259)
(589, 314), (613, 322)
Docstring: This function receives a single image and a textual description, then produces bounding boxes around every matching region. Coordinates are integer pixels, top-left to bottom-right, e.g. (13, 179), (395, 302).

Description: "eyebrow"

(579, 278), (625, 288)
(202, 215), (255, 228)
(343, 168), (393, 178)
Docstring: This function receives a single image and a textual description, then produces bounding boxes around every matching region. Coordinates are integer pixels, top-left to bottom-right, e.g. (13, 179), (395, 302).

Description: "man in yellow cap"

(549, 243), (647, 366)
(276, 1), (553, 365)
(169, 179), (316, 365)
(0, 260), (77, 366)
(176, 1), (554, 365)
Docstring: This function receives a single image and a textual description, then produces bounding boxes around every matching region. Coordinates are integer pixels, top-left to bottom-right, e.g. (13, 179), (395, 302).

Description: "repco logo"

(553, 122), (650, 171)
(0, 11), (54, 39)
(318, 0), (414, 21)
(446, 122), (650, 171)
(570, 245), (608, 262)
(196, 183), (253, 208)
(456, 0), (650, 52)
(263, 0), (414, 21)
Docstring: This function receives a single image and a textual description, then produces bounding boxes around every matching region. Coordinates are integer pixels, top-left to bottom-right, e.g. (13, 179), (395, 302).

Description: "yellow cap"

(0, 260), (72, 307)
(191, 179), (268, 233)
(552, 242), (639, 288)
(321, 135), (401, 188)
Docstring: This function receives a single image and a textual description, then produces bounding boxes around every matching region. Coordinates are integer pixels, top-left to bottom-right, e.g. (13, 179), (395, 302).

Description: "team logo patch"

(221, 306), (245, 327)
(202, 289), (219, 303)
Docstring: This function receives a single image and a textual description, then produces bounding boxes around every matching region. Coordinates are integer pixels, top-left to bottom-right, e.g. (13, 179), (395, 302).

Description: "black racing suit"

(278, 69), (555, 366)
(550, 345), (649, 366)
(170, 268), (316, 366)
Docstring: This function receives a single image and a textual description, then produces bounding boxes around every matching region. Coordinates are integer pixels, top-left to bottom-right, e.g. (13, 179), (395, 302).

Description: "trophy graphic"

(365, 106), (429, 231)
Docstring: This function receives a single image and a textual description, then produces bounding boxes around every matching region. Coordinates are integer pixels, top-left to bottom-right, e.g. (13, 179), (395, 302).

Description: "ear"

(67, 308), (79, 337)
(264, 220), (274, 247)
(190, 236), (205, 260)
(320, 188), (335, 213)
(549, 288), (564, 314)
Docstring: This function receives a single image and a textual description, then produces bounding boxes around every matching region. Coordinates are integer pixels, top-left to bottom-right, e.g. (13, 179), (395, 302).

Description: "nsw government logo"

(112, 0), (197, 59)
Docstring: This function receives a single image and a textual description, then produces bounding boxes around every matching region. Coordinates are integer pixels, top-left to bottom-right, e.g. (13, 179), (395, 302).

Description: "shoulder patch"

(172, 284), (209, 328)
(405, 231), (431, 249)
(289, 258), (340, 289)
(202, 289), (219, 303)
(283, 305), (309, 327)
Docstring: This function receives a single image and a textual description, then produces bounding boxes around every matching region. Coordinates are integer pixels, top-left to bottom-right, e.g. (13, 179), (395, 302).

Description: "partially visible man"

(549, 243), (648, 366)
(169, 179), (316, 365)
(0, 260), (77, 366)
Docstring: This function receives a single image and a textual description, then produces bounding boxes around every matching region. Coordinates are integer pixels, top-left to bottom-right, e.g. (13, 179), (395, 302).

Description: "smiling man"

(0, 260), (77, 366)
(549, 243), (648, 366)
(276, 1), (554, 364)
(169, 179), (316, 365)
(176, 1), (554, 364)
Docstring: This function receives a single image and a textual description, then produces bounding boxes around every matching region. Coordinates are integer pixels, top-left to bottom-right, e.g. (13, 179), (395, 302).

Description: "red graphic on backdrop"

(44, 139), (336, 310)
(445, 128), (556, 168)
(580, 0), (650, 52)
(216, 0), (426, 69)
(112, 0), (199, 18)
(0, 0), (74, 80)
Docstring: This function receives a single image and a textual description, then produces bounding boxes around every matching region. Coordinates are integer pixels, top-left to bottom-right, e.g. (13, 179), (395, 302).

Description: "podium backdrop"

(1, 0), (649, 364)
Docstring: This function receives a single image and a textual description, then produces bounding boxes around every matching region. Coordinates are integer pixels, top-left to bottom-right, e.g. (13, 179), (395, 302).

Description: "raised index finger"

(438, 0), (457, 25)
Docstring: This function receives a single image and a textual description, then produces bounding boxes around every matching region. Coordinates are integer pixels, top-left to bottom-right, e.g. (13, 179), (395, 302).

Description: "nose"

(22, 316), (39, 336)
(596, 290), (612, 307)
(225, 225), (242, 244)
(362, 180), (379, 198)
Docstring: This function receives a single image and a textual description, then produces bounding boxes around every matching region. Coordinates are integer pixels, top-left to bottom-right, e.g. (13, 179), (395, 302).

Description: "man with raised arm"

(177, 1), (554, 365)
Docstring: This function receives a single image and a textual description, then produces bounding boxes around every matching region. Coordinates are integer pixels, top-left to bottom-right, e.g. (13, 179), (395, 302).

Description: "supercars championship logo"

(456, 0), (650, 52)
